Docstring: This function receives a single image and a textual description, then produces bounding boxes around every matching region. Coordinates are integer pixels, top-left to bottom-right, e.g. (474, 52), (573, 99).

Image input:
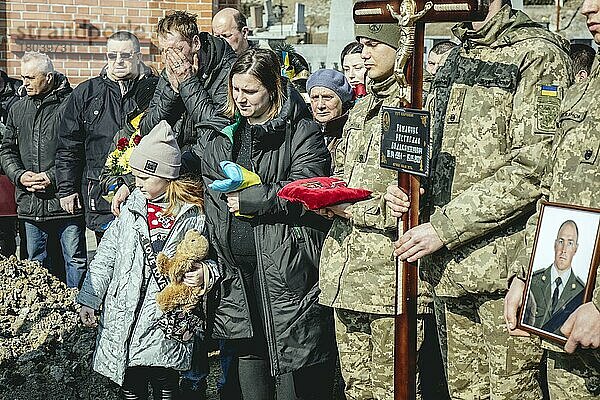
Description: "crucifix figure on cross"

(387, 0), (433, 92)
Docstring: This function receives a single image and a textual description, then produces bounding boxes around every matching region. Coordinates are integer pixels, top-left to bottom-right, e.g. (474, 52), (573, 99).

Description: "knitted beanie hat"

(306, 69), (353, 106)
(129, 120), (181, 179)
(355, 23), (401, 50)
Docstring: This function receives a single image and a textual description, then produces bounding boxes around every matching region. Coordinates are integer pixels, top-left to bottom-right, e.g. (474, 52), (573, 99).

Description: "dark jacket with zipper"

(141, 33), (236, 169)
(1, 73), (76, 221)
(202, 81), (336, 376)
(55, 65), (157, 232)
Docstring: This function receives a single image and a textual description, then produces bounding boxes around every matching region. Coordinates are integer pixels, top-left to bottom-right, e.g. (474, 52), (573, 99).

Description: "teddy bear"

(155, 229), (210, 313)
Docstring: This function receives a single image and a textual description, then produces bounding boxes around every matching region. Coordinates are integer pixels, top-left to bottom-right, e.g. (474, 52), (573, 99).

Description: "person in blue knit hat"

(306, 68), (354, 173)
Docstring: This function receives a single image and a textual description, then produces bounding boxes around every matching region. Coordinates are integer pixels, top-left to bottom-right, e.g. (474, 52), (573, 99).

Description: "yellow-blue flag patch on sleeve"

(536, 84), (561, 133)
(540, 85), (558, 97)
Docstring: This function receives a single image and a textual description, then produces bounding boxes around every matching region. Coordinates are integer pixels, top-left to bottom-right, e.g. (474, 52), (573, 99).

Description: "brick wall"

(0, 0), (239, 85)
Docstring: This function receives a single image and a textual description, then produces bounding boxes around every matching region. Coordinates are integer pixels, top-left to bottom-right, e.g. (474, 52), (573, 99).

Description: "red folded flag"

(278, 177), (372, 210)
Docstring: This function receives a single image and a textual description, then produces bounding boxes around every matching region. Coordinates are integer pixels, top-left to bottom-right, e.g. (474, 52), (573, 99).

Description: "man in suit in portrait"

(525, 220), (586, 335)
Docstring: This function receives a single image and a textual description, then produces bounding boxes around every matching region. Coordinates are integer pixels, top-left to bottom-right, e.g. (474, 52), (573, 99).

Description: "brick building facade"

(0, 0), (240, 85)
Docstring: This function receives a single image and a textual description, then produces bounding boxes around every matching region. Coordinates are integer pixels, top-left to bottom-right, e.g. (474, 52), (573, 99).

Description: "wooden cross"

(353, 0), (489, 398)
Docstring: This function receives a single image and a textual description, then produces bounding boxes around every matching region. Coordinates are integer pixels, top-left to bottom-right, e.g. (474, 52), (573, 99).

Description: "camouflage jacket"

(319, 76), (431, 315)
(423, 6), (573, 297)
(513, 58), (600, 313)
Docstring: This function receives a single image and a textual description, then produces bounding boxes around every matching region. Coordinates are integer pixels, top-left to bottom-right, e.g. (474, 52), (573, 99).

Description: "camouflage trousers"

(334, 308), (425, 400)
(547, 350), (600, 399)
(435, 295), (544, 400)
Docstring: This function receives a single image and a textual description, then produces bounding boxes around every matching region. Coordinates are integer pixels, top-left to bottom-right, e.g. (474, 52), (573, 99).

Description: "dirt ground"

(0, 255), (119, 399)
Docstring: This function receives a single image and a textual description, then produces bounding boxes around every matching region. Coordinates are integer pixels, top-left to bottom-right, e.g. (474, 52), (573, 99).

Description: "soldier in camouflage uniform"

(504, 0), (600, 397)
(318, 24), (434, 400)
(390, 0), (574, 398)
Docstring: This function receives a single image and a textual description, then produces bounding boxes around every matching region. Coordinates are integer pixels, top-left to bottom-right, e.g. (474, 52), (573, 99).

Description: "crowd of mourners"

(0, 1), (599, 399)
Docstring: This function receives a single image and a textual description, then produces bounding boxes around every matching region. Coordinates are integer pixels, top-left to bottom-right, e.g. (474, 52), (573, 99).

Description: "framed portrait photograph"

(518, 202), (600, 344)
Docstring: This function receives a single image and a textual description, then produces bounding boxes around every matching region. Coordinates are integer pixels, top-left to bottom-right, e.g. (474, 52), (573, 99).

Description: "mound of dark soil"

(0, 256), (119, 400)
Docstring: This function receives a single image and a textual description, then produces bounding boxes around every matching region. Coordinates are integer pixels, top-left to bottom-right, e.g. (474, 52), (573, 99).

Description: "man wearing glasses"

(55, 31), (158, 242)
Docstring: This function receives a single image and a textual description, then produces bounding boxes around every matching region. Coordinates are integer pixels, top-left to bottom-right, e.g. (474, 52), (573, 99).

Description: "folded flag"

(209, 161), (261, 193)
(278, 176), (372, 210)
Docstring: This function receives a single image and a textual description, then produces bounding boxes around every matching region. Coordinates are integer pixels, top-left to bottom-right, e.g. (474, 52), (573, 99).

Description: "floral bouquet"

(105, 133), (141, 175)
(100, 113), (143, 203)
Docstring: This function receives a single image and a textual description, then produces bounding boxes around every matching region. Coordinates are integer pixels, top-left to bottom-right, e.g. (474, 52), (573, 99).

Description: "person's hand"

(165, 49), (198, 92)
(313, 207), (335, 219)
(504, 278), (530, 337)
(111, 184), (131, 217)
(394, 222), (443, 262)
(325, 203), (353, 219)
(384, 185), (425, 218)
(183, 262), (206, 288)
(226, 192), (240, 213)
(60, 193), (82, 214)
(20, 171), (43, 191)
(79, 305), (97, 328)
(38, 172), (51, 187)
(384, 185), (410, 218)
(29, 172), (51, 191)
(561, 302), (600, 353)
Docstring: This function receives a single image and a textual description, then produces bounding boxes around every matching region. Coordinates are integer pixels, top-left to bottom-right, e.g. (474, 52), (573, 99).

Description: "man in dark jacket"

(55, 31), (157, 241)
(212, 8), (252, 56)
(0, 70), (24, 258)
(0, 52), (86, 287)
(141, 10), (236, 162)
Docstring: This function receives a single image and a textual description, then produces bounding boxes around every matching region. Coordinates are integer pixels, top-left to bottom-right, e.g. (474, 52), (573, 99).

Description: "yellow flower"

(118, 146), (135, 173)
(105, 148), (120, 168)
